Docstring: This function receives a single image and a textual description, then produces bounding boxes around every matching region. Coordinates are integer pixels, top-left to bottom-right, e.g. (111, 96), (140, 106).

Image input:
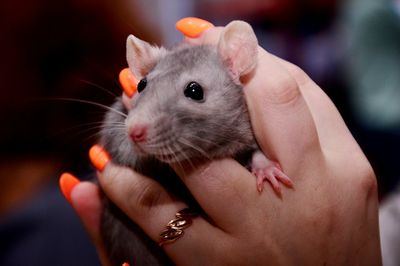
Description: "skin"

(70, 26), (382, 265)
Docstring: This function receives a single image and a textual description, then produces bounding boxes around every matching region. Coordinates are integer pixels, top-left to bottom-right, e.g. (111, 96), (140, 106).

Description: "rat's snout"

(129, 124), (147, 143)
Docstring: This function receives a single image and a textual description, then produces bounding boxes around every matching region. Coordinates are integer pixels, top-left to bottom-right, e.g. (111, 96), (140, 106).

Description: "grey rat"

(99, 21), (292, 266)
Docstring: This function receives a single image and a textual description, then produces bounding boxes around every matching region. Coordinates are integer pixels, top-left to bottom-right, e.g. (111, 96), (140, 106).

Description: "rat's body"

(98, 21), (291, 265)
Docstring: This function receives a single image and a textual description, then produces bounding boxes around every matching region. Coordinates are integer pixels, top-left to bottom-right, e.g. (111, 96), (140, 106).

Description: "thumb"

(70, 181), (112, 266)
(244, 49), (322, 173)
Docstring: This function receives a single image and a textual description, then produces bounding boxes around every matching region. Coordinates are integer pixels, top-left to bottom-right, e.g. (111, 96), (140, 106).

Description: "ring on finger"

(159, 208), (198, 246)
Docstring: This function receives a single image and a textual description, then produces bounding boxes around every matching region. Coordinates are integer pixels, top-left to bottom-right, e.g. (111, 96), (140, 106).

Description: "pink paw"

(252, 162), (293, 194)
(250, 150), (293, 195)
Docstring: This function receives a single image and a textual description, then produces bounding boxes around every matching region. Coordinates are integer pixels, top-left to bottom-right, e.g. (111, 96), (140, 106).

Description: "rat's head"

(122, 21), (258, 164)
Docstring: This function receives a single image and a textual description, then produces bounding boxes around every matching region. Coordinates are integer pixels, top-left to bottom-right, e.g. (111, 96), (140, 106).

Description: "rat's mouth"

(130, 142), (146, 155)
(130, 140), (182, 164)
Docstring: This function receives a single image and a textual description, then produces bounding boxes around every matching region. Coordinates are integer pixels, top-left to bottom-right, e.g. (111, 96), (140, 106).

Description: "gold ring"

(159, 208), (198, 246)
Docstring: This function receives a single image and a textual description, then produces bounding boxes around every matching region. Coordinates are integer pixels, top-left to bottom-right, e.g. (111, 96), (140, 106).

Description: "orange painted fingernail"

(119, 68), (137, 97)
(122, 263), (130, 266)
(89, 145), (111, 171)
(59, 173), (80, 204)
(176, 17), (214, 38)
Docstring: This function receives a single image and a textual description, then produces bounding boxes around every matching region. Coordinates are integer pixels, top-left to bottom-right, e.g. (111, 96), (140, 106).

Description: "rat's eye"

(184, 81), (204, 101)
(137, 77), (147, 93)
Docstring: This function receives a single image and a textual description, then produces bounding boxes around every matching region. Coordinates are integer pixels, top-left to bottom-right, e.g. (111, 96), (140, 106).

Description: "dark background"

(0, 0), (161, 213)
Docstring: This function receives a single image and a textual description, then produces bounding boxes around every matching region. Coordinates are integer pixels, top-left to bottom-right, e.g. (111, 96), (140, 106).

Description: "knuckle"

(338, 154), (378, 203)
(265, 73), (301, 106)
(127, 178), (166, 212)
(102, 165), (167, 212)
(281, 60), (312, 87)
(357, 164), (378, 198)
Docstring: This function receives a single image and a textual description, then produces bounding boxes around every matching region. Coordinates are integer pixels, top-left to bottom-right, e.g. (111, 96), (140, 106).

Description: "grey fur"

(99, 45), (258, 265)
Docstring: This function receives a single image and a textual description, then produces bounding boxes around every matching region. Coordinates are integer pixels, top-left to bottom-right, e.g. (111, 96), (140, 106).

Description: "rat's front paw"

(251, 150), (293, 195)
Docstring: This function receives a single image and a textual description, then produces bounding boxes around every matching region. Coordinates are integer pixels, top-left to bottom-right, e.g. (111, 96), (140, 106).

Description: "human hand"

(61, 18), (381, 265)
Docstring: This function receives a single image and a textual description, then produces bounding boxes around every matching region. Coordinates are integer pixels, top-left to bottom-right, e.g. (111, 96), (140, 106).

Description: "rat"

(99, 21), (292, 266)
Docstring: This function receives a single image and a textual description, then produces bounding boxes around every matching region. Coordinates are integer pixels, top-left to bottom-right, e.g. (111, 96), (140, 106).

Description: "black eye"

(137, 77), (147, 93)
(184, 81), (204, 101)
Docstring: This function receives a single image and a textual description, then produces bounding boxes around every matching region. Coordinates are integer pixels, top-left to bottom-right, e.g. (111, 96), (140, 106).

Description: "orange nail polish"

(176, 17), (214, 38)
(89, 145), (111, 171)
(59, 173), (80, 204)
(119, 68), (137, 97)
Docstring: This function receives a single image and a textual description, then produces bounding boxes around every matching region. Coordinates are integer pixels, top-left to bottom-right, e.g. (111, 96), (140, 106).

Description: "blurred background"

(0, 0), (399, 265)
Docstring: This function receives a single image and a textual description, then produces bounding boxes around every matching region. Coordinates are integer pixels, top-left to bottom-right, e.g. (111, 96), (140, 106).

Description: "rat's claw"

(251, 151), (293, 195)
(252, 162), (294, 196)
(276, 170), (293, 188)
(254, 168), (282, 196)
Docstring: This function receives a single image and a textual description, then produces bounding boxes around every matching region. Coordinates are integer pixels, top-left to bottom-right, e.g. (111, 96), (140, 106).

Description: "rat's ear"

(126, 35), (167, 79)
(217, 21), (258, 83)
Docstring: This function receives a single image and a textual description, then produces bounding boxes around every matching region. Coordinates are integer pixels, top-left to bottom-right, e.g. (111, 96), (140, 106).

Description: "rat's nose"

(129, 125), (147, 143)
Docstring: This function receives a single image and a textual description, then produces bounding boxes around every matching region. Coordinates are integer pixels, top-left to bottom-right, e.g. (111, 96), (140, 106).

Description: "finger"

(173, 158), (286, 233)
(243, 49), (322, 172)
(89, 145), (185, 243)
(97, 161), (227, 264)
(59, 173), (111, 266)
(119, 68), (138, 98)
(119, 68), (138, 110)
(70, 181), (111, 266)
(98, 162), (186, 241)
(175, 17), (223, 46)
(89, 145), (227, 262)
(89, 146), (225, 257)
(271, 56), (364, 155)
(176, 17), (214, 38)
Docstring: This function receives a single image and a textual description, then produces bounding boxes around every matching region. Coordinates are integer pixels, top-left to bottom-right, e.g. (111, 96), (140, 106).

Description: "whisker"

(189, 134), (254, 149)
(175, 140), (199, 173)
(80, 131), (103, 144)
(178, 137), (212, 161)
(65, 121), (125, 132)
(176, 113), (249, 129)
(71, 125), (125, 140)
(185, 135), (218, 146)
(53, 97), (128, 118)
(79, 79), (118, 98)
(168, 142), (188, 177)
(144, 145), (181, 158)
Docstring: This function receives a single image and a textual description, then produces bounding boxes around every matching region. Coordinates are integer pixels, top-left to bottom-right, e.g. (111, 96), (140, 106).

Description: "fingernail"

(285, 178), (294, 188)
(89, 145), (111, 171)
(275, 185), (282, 196)
(119, 68), (137, 97)
(176, 17), (214, 38)
(59, 173), (80, 204)
(122, 263), (130, 266)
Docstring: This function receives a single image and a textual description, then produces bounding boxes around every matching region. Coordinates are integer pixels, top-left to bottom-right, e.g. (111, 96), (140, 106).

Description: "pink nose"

(129, 125), (147, 142)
